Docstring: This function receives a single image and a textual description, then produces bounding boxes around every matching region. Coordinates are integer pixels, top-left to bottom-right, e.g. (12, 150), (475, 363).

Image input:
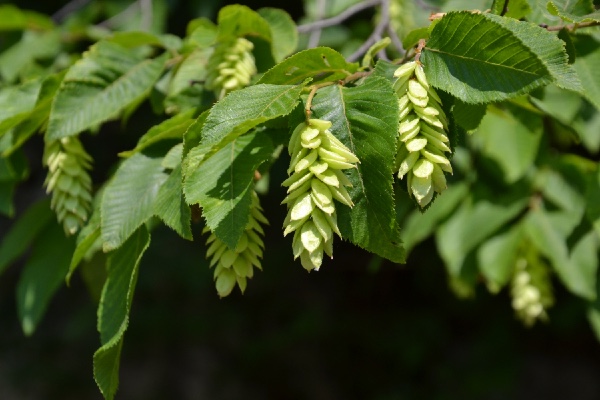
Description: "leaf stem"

(500, 0), (509, 17)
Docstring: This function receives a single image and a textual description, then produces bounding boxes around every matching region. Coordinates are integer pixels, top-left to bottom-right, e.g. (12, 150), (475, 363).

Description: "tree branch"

(500, 0), (510, 16)
(52, 0), (92, 23)
(297, 0), (382, 34)
(140, 0), (153, 32)
(307, 0), (328, 49)
(96, 0), (141, 29)
(544, 20), (600, 31)
(387, 24), (405, 55)
(347, 0), (390, 62)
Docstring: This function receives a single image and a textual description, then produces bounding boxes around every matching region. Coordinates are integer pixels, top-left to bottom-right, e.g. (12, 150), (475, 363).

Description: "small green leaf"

(0, 30), (60, 83)
(0, 199), (53, 276)
(362, 37), (391, 68)
(402, 27), (429, 52)
(258, 8), (298, 62)
(421, 12), (580, 104)
(475, 107), (543, 183)
(524, 208), (596, 300)
(547, 0), (599, 23)
(66, 207), (101, 285)
(216, 4), (272, 42)
(106, 31), (181, 51)
(164, 49), (211, 114)
(47, 41), (168, 140)
(101, 153), (168, 251)
(491, 0), (531, 18)
(186, 18), (218, 47)
(312, 76), (405, 263)
(119, 109), (196, 157)
(184, 131), (273, 249)
(477, 225), (524, 290)
(258, 47), (357, 85)
(0, 4), (54, 31)
(16, 221), (76, 335)
(0, 79), (42, 136)
(154, 164), (193, 240)
(586, 167), (600, 236)
(94, 226), (150, 400)
(453, 100), (487, 131)
(183, 83), (304, 172)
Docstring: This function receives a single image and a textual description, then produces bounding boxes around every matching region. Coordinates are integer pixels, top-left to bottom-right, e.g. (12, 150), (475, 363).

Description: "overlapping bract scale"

(393, 61), (452, 208)
(283, 118), (359, 271)
(205, 37), (257, 99)
(204, 191), (268, 297)
(43, 136), (93, 235)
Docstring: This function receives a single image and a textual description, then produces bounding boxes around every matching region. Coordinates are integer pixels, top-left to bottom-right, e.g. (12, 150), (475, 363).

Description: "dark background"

(1, 0), (600, 399)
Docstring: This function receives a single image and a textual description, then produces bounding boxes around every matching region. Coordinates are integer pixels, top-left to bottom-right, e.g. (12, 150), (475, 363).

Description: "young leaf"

(311, 76), (405, 263)
(0, 79), (41, 136)
(101, 153), (168, 251)
(16, 221), (76, 335)
(184, 130), (273, 249)
(524, 208), (596, 300)
(153, 164), (193, 240)
(258, 8), (298, 62)
(94, 226), (150, 400)
(183, 83), (304, 170)
(546, 0), (598, 23)
(216, 4), (272, 42)
(0, 30), (60, 83)
(421, 12), (580, 104)
(47, 41), (168, 140)
(477, 224), (524, 290)
(257, 47), (357, 85)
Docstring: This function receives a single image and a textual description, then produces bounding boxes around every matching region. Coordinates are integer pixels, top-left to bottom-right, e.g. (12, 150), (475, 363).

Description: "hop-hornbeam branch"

(347, 0), (390, 62)
(544, 20), (600, 31)
(307, 0), (328, 48)
(297, 0), (382, 33)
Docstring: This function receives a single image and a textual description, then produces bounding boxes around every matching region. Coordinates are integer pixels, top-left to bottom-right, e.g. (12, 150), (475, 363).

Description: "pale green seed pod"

(510, 250), (554, 327)
(43, 136), (93, 235)
(283, 118), (359, 271)
(205, 37), (257, 99)
(392, 62), (452, 208)
(204, 191), (267, 298)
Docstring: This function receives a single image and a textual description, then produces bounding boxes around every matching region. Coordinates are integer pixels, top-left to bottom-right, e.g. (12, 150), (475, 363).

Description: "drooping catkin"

(43, 136), (93, 235)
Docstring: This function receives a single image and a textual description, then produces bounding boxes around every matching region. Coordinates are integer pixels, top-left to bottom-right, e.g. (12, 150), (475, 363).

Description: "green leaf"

(94, 226), (150, 400)
(421, 12), (581, 104)
(47, 41), (168, 140)
(436, 195), (529, 277)
(402, 27), (429, 52)
(477, 225), (524, 290)
(0, 30), (60, 83)
(258, 8), (298, 62)
(475, 107), (543, 183)
(547, 0), (599, 23)
(0, 182), (16, 216)
(1, 72), (65, 156)
(586, 167), (600, 236)
(101, 153), (168, 251)
(184, 130), (273, 249)
(119, 109), (196, 157)
(0, 199), (53, 277)
(0, 4), (54, 31)
(258, 47), (357, 85)
(311, 76), (405, 263)
(402, 182), (469, 252)
(66, 207), (101, 285)
(106, 31), (181, 51)
(183, 83), (304, 173)
(453, 100), (487, 131)
(164, 49), (211, 114)
(588, 278), (600, 342)
(524, 208), (596, 300)
(491, 0), (532, 18)
(216, 4), (272, 42)
(362, 37), (391, 68)
(572, 35), (600, 111)
(185, 18), (218, 48)
(16, 221), (76, 335)
(154, 164), (193, 240)
(0, 79), (42, 136)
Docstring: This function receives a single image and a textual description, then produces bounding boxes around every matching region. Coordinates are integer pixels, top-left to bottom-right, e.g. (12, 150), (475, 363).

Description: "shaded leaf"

(547, 0), (599, 23)
(258, 8), (298, 62)
(94, 227), (150, 400)
(101, 153), (167, 251)
(0, 30), (60, 83)
(477, 224), (524, 290)
(312, 76), (405, 263)
(16, 222), (76, 335)
(154, 164), (193, 240)
(216, 4), (272, 42)
(185, 131), (272, 249)
(572, 35), (600, 111)
(47, 41), (168, 140)
(0, 199), (53, 276)
(258, 47), (357, 85)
